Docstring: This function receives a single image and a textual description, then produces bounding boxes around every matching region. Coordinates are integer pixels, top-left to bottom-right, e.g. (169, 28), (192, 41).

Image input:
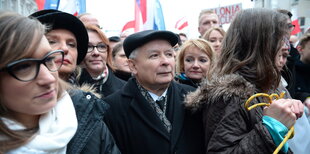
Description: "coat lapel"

(122, 79), (170, 140)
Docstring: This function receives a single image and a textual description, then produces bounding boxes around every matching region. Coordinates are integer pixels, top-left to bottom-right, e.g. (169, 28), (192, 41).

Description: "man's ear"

(128, 59), (137, 75)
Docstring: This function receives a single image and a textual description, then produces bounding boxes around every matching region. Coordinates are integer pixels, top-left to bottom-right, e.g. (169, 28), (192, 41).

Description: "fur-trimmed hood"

(185, 73), (256, 112)
(68, 83), (102, 99)
(79, 83), (102, 98)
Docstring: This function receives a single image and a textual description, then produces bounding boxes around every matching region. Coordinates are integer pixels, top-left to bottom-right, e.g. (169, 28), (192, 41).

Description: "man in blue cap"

(104, 30), (204, 154)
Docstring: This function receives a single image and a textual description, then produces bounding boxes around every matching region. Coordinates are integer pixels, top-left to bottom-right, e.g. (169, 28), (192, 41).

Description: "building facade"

(0, 0), (37, 16)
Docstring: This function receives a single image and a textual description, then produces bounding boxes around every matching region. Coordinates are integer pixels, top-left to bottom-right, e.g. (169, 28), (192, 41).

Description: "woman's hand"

(290, 99), (304, 118)
(263, 99), (304, 128)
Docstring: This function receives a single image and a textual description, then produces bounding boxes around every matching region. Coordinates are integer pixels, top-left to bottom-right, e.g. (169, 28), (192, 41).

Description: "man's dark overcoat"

(104, 78), (204, 154)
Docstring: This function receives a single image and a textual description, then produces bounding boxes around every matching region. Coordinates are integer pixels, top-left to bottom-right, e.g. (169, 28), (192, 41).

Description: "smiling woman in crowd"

(175, 39), (214, 88)
(202, 27), (226, 56)
(78, 24), (126, 97)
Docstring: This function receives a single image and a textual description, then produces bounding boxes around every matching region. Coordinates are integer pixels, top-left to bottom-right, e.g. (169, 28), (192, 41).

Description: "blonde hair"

(202, 27), (226, 41)
(176, 39), (214, 74)
(0, 11), (69, 152)
(198, 9), (217, 24)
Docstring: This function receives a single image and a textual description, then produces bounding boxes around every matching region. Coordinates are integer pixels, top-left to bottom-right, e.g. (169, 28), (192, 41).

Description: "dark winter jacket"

(282, 44), (299, 98)
(185, 73), (292, 154)
(104, 78), (205, 154)
(294, 60), (310, 102)
(67, 89), (120, 154)
(113, 70), (132, 81)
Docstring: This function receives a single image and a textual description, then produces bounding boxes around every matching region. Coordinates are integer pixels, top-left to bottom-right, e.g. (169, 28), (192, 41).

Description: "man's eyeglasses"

(0, 50), (64, 82)
(87, 43), (107, 53)
(288, 24), (295, 31)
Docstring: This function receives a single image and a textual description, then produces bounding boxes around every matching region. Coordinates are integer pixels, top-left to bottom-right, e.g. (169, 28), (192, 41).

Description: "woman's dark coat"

(185, 74), (292, 154)
(67, 89), (120, 154)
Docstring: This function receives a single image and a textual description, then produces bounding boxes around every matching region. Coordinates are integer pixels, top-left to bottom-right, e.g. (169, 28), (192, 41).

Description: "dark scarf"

(135, 80), (172, 133)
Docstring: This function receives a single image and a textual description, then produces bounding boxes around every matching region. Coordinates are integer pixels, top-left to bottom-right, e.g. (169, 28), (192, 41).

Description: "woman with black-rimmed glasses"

(0, 11), (120, 154)
(78, 24), (126, 97)
(0, 11), (73, 153)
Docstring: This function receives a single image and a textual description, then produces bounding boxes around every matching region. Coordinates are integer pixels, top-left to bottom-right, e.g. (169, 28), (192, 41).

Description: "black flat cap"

(123, 30), (178, 58)
(109, 36), (121, 42)
(29, 9), (88, 65)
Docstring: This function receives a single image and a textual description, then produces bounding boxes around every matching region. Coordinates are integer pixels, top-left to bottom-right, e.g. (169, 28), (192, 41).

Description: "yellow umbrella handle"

(244, 92), (294, 154)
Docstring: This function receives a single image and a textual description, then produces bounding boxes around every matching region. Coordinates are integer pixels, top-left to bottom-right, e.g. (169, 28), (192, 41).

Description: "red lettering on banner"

(220, 7), (225, 15)
(209, 3), (242, 25)
(235, 5), (241, 13)
(225, 7), (230, 14)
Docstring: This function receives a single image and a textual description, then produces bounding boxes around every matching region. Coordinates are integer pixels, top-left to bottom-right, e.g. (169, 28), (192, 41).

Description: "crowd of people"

(0, 6), (309, 154)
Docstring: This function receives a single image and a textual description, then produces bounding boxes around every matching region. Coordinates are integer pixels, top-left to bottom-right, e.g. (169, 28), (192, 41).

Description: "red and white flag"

(35, 0), (86, 16)
(175, 17), (188, 31)
(290, 9), (301, 35)
(58, 0), (79, 16)
(122, 0), (165, 32)
(291, 19), (301, 35)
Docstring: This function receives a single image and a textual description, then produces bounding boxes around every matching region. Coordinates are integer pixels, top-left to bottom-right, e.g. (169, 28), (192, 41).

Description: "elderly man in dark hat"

(104, 30), (205, 154)
(29, 10), (120, 154)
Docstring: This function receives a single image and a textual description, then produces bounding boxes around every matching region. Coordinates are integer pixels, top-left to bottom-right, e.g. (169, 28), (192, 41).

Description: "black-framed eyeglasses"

(0, 50), (64, 82)
(288, 24), (295, 31)
(87, 43), (107, 53)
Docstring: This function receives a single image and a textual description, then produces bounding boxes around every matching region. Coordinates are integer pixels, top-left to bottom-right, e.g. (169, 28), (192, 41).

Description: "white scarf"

(4, 92), (78, 154)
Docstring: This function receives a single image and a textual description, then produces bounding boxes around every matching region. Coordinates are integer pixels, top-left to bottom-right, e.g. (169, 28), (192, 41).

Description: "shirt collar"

(148, 89), (168, 101)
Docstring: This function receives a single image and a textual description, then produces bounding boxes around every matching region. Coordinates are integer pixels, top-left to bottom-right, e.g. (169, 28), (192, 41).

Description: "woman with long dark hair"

(186, 8), (304, 153)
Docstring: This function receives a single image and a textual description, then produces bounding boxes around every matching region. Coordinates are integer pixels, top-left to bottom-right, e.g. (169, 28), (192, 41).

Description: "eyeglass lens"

(9, 50), (64, 81)
(88, 43), (107, 52)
